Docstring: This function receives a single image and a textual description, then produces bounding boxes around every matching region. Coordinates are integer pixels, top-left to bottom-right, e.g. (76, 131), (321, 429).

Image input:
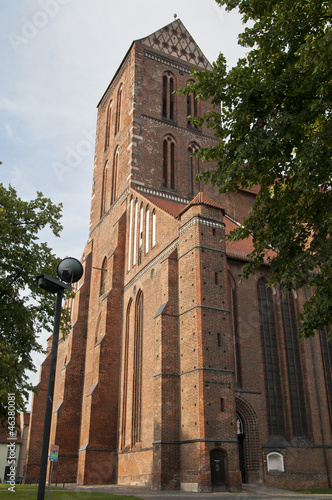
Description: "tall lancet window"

(257, 278), (285, 436)
(101, 161), (109, 216)
(111, 147), (119, 205)
(104, 100), (112, 150)
(145, 205), (150, 254)
(114, 83), (123, 135)
(132, 290), (143, 446)
(187, 80), (198, 128)
(162, 136), (175, 190)
(228, 273), (242, 386)
(138, 203), (143, 265)
(162, 72), (175, 121)
(133, 199), (138, 267)
(152, 210), (156, 247)
(188, 143), (200, 196)
(121, 299), (132, 449)
(280, 290), (308, 437)
(319, 327), (332, 430)
(128, 197), (133, 271)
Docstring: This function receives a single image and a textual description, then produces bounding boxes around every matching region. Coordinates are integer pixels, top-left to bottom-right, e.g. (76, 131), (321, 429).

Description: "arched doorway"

(237, 413), (246, 483)
(236, 395), (262, 484)
(210, 449), (226, 488)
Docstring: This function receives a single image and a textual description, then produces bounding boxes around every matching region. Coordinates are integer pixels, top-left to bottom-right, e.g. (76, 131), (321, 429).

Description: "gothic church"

(26, 19), (332, 492)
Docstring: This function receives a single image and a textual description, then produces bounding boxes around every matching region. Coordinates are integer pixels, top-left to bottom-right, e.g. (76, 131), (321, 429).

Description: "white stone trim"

(180, 216), (225, 235)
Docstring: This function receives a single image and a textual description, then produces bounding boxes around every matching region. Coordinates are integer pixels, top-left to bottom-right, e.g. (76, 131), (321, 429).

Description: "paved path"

(65, 483), (332, 499)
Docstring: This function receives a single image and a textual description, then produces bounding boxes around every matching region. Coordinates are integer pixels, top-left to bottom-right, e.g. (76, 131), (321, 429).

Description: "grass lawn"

(0, 484), (143, 500)
(290, 489), (332, 495)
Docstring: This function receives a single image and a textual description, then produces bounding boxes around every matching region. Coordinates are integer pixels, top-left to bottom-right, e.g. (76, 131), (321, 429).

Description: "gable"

(139, 19), (213, 71)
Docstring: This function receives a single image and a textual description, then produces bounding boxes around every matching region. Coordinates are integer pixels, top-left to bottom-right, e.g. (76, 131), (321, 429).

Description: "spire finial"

(174, 13), (177, 19)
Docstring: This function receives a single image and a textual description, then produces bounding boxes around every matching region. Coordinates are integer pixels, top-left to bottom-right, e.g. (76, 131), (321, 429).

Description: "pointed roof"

(177, 192), (225, 217)
(98, 19), (213, 107)
(139, 19), (213, 71)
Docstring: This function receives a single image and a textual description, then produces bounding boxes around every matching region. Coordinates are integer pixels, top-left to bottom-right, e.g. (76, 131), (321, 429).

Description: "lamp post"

(36, 257), (83, 500)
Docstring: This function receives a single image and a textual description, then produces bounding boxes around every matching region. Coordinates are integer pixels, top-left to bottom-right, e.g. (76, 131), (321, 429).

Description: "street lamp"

(36, 257), (83, 500)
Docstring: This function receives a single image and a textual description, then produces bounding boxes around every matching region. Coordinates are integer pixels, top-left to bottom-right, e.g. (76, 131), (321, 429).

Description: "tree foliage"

(182, 0), (332, 338)
(0, 183), (65, 422)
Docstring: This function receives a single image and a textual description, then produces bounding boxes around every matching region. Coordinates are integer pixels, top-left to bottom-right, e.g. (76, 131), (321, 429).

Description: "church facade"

(25, 20), (332, 492)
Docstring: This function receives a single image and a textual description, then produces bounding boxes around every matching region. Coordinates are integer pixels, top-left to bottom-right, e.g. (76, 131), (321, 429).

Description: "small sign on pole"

(47, 445), (59, 500)
(49, 444), (59, 462)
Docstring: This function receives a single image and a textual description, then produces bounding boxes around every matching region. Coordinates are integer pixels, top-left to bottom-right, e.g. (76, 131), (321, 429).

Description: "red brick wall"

(26, 20), (332, 493)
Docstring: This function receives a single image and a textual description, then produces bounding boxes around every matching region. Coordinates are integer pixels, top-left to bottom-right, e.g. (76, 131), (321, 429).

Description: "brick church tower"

(26, 19), (332, 492)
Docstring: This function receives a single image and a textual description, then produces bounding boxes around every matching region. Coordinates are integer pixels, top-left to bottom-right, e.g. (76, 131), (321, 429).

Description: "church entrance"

(210, 449), (226, 488)
(237, 413), (246, 483)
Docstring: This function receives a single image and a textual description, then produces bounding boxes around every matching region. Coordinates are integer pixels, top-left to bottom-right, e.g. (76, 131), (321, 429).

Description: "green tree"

(182, 0), (332, 339)
(0, 183), (65, 422)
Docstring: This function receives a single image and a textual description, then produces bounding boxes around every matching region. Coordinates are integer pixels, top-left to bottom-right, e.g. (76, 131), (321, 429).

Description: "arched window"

(145, 205), (150, 254)
(152, 210), (156, 247)
(188, 143), (200, 196)
(101, 161), (109, 216)
(138, 203), (143, 265)
(121, 299), (132, 449)
(162, 72), (175, 121)
(267, 452), (284, 472)
(104, 100), (112, 150)
(162, 136), (175, 189)
(280, 289), (308, 437)
(111, 147), (119, 205)
(187, 80), (198, 128)
(114, 84), (123, 135)
(128, 197), (133, 271)
(100, 257), (107, 296)
(133, 199), (138, 266)
(258, 278), (284, 436)
(132, 290), (143, 445)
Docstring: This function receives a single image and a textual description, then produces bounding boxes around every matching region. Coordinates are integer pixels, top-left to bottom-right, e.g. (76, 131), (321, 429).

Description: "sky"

(0, 0), (247, 402)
